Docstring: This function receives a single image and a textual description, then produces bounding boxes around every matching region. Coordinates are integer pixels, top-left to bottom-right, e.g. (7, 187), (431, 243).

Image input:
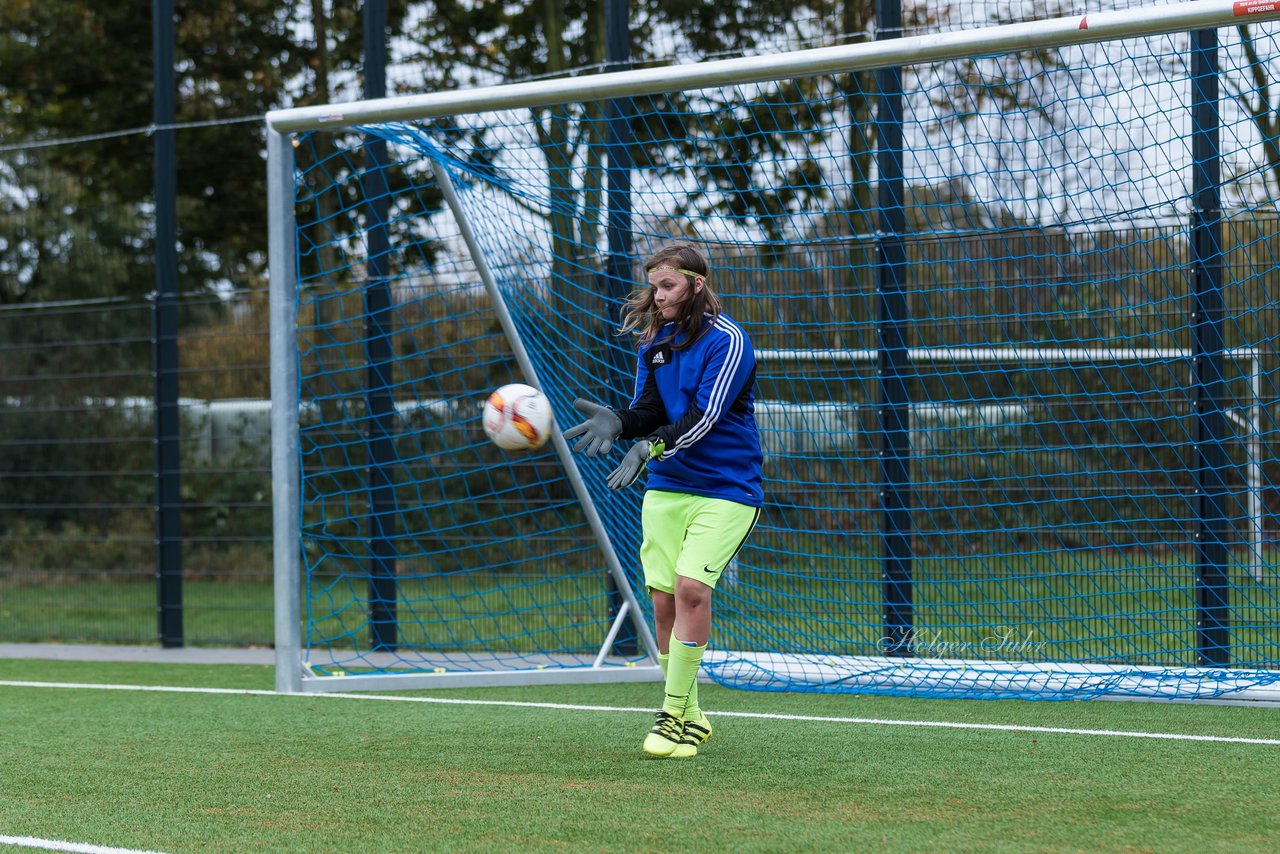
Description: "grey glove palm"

(607, 440), (650, 490)
(563, 398), (622, 456)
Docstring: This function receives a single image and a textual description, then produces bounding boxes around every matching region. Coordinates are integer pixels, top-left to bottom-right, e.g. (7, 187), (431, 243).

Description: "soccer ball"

(482, 383), (553, 451)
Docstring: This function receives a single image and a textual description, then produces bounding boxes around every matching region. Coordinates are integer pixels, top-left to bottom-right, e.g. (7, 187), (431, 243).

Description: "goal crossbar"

(266, 0), (1280, 133)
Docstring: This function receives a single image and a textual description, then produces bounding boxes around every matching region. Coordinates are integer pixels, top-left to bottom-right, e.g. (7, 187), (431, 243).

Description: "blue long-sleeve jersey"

(614, 312), (764, 507)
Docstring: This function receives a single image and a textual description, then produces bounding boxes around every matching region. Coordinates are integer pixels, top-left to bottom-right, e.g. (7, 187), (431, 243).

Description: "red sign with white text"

(1235, 1), (1280, 16)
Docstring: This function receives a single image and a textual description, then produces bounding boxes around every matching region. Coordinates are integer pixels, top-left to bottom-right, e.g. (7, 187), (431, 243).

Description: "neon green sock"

(665, 633), (702, 719)
(684, 670), (703, 721)
(661, 637), (706, 719)
(658, 651), (669, 676)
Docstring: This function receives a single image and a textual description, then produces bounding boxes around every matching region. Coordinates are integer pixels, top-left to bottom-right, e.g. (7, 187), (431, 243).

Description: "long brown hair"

(618, 243), (723, 348)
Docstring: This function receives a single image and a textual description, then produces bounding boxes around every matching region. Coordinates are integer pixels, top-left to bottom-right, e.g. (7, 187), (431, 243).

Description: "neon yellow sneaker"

(642, 711), (685, 757)
(669, 714), (712, 758)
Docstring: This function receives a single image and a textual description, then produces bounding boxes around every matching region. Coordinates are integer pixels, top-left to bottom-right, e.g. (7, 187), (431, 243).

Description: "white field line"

(0, 835), (167, 854)
(1, 679), (1277, 747)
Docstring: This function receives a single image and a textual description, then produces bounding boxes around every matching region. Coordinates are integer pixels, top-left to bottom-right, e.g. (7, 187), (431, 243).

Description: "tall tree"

(396, 1), (951, 257)
(1230, 24), (1280, 203)
(0, 1), (415, 304)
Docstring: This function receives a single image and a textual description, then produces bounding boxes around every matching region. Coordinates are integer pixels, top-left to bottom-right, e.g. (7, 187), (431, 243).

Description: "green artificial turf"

(0, 658), (1276, 852)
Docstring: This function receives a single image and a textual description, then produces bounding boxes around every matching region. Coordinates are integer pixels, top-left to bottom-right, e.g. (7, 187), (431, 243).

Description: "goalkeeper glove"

(563, 398), (623, 456)
(607, 440), (656, 490)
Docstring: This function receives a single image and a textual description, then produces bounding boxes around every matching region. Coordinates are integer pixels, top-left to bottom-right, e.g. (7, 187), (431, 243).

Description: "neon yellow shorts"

(640, 490), (761, 593)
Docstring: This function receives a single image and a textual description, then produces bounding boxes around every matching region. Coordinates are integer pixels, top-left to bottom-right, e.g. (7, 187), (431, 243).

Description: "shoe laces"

(653, 711), (683, 740)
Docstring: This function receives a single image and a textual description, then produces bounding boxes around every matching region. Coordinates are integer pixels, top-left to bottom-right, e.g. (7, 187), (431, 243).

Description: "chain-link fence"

(0, 289), (272, 645)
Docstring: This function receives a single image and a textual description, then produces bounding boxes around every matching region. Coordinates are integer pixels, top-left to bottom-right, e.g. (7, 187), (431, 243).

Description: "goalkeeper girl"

(564, 242), (763, 758)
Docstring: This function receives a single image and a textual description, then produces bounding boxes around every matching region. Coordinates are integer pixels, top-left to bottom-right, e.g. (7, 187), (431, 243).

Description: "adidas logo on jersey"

(648, 343), (672, 368)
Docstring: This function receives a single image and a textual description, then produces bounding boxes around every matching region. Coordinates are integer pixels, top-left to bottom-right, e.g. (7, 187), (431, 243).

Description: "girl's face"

(648, 268), (701, 321)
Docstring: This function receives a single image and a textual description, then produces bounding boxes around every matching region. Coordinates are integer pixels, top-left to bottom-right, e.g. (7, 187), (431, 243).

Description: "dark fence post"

(364, 0), (398, 651)
(1190, 26), (1230, 666)
(876, 0), (913, 656)
(152, 0), (183, 648)
(604, 0), (637, 656)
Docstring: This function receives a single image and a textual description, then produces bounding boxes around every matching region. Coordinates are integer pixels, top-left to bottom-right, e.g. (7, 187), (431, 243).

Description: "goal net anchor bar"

(432, 161), (664, 671)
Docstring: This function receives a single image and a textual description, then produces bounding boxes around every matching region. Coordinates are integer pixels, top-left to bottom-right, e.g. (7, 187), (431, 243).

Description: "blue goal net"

(280, 7), (1280, 699)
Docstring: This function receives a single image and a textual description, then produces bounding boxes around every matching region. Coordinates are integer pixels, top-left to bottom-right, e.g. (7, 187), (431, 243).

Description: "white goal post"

(266, 0), (1280, 700)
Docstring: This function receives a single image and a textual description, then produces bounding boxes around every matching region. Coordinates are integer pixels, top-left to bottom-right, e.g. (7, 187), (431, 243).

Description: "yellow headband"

(648, 265), (706, 282)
